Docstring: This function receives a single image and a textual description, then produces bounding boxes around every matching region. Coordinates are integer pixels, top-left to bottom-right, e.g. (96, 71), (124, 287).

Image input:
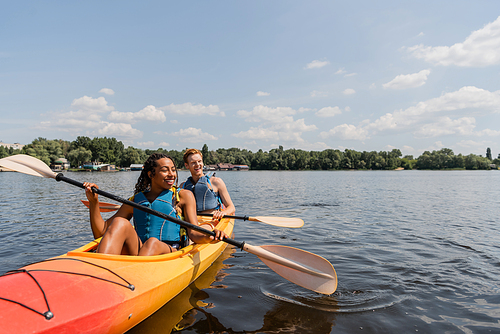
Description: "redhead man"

(180, 148), (235, 221)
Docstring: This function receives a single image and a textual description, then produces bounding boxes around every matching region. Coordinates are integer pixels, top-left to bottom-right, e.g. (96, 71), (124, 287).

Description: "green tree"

(492, 153), (500, 166)
(400, 157), (414, 170)
(201, 144), (210, 163)
(387, 149), (402, 169)
(71, 136), (92, 151)
(0, 146), (7, 159)
(121, 147), (144, 167)
(373, 155), (386, 170)
(68, 147), (92, 168)
(486, 147), (492, 160)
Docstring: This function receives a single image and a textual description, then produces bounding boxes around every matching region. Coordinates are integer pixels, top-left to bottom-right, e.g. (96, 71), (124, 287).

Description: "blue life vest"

(182, 175), (222, 212)
(133, 189), (182, 244)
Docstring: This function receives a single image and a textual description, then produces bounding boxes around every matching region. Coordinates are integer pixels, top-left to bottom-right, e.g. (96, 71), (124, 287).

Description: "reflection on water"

(126, 246), (234, 334)
(1, 170), (500, 333)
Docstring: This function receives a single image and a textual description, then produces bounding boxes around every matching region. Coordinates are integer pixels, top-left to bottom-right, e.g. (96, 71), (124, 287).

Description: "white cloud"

(366, 86), (500, 134)
(311, 90), (328, 97)
(235, 105), (317, 144)
(71, 96), (114, 113)
(424, 141), (445, 152)
(36, 95), (146, 142)
(273, 118), (317, 132)
(237, 105), (297, 123)
(154, 131), (166, 135)
(319, 86), (500, 142)
(38, 117), (102, 131)
(233, 127), (280, 141)
(384, 144), (398, 151)
(335, 68), (346, 75)
(320, 124), (369, 141)
(342, 88), (356, 95)
(455, 140), (487, 149)
(316, 106), (342, 117)
(335, 67), (356, 77)
(413, 117), (476, 138)
(297, 141), (332, 151)
(475, 128), (500, 136)
(305, 59), (330, 69)
(108, 105), (166, 123)
(38, 96), (113, 132)
(136, 141), (155, 148)
(383, 69), (431, 90)
(162, 102), (224, 116)
(170, 127), (218, 143)
(158, 141), (171, 147)
(401, 142), (445, 157)
(233, 122), (316, 143)
(345, 106), (351, 112)
(94, 122), (143, 139)
(256, 91), (270, 96)
(99, 88), (115, 95)
(407, 15), (500, 67)
(402, 145), (416, 155)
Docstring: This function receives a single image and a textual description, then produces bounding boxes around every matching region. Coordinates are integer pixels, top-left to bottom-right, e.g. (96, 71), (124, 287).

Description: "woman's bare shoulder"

(178, 188), (195, 199)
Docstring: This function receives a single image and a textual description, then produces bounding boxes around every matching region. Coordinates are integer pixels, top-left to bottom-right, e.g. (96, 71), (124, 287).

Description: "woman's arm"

(178, 189), (227, 243)
(84, 182), (133, 239)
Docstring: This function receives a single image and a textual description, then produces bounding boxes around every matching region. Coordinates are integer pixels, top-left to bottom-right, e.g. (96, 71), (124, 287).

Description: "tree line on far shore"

(0, 137), (499, 171)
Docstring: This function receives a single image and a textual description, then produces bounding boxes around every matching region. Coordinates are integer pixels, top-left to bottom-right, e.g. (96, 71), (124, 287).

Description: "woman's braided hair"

(134, 153), (178, 194)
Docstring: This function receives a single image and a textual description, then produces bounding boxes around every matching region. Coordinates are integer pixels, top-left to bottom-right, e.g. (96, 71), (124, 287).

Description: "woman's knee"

(140, 238), (173, 256)
(106, 218), (134, 235)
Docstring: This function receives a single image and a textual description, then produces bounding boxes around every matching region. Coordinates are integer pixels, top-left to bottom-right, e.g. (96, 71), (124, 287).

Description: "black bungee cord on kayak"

(0, 257), (135, 320)
(0, 269), (54, 320)
(36, 257), (135, 290)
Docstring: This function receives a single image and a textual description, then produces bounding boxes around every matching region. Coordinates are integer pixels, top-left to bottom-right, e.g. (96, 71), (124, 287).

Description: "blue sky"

(1, 1), (500, 157)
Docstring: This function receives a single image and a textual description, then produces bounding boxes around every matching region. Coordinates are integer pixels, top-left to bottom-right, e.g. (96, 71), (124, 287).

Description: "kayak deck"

(0, 217), (234, 334)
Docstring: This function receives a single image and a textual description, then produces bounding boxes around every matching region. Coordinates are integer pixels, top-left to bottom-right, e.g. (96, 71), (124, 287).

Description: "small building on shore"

(51, 158), (70, 171)
(83, 161), (106, 170)
(99, 164), (116, 172)
(204, 165), (218, 171)
(202, 163), (250, 171)
(217, 163), (233, 171)
(233, 164), (249, 171)
(130, 164), (144, 171)
(0, 141), (24, 150)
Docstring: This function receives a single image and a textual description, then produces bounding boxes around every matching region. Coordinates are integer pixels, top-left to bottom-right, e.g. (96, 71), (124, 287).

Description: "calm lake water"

(1, 169), (499, 333)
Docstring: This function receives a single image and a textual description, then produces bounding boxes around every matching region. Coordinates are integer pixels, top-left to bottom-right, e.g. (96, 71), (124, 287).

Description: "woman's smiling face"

(149, 157), (177, 190)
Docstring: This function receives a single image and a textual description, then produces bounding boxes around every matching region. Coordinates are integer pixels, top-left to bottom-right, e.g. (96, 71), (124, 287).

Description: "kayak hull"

(0, 217), (234, 334)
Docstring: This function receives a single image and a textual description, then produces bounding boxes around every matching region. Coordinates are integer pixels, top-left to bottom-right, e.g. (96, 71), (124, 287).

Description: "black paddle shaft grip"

(198, 213), (249, 221)
(55, 173), (245, 249)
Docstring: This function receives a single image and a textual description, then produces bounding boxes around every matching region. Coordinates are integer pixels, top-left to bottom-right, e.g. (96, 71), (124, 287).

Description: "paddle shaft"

(55, 173), (245, 249)
(197, 213), (255, 221)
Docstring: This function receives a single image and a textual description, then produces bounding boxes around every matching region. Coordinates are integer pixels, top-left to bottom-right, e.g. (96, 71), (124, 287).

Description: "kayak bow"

(0, 217), (233, 334)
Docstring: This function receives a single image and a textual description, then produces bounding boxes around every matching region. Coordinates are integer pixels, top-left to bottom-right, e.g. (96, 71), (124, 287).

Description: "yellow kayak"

(0, 217), (234, 334)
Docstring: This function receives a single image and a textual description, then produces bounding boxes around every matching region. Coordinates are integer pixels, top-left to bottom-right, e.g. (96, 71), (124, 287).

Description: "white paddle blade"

(0, 154), (56, 179)
(252, 216), (304, 228)
(244, 244), (337, 294)
(81, 200), (121, 212)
